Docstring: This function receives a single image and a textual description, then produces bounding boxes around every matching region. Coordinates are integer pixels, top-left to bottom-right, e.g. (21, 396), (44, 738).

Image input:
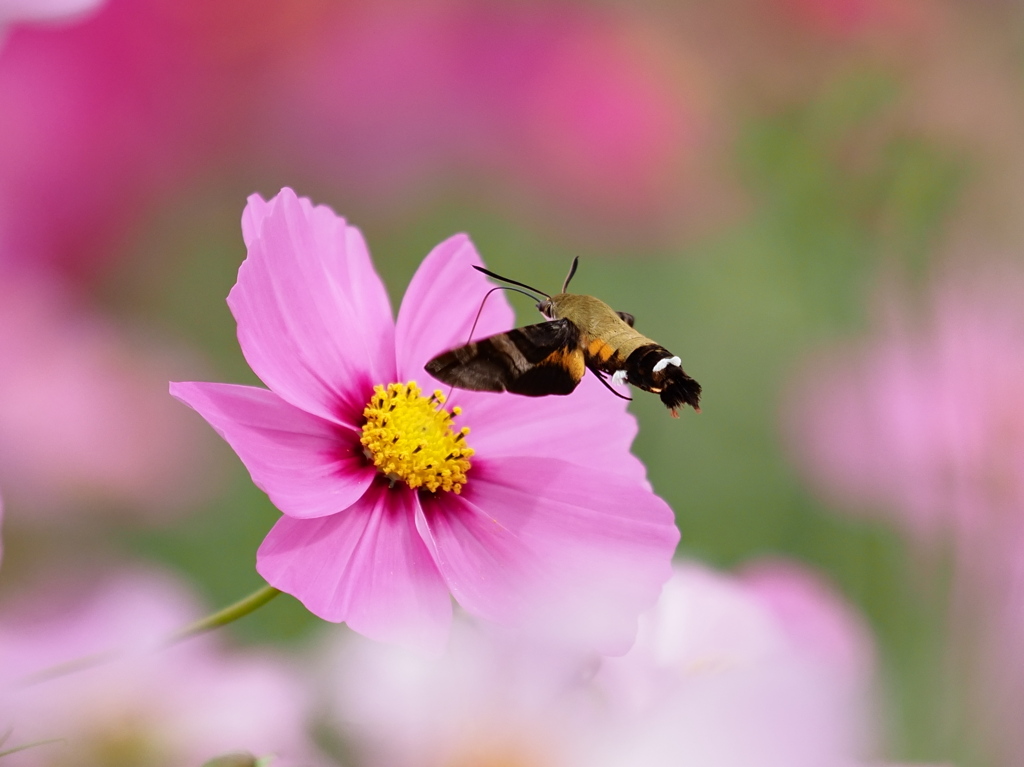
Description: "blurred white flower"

(0, 569), (326, 767)
(320, 559), (878, 767)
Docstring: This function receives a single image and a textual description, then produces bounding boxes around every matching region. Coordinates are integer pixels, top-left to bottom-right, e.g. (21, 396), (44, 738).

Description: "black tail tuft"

(659, 370), (702, 413)
(625, 344), (702, 415)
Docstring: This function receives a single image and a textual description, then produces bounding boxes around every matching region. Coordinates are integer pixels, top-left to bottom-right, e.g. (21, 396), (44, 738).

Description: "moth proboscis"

(424, 259), (701, 417)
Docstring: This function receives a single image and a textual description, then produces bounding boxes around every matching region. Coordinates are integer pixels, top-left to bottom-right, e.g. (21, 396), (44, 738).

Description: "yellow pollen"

(360, 382), (474, 494)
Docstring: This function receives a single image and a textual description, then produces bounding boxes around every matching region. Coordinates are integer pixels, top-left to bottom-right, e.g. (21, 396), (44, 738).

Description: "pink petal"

(170, 381), (374, 519)
(229, 188), (396, 426)
(464, 372), (648, 485)
(240, 189), (272, 247)
(418, 456), (678, 653)
(394, 234), (515, 383)
(257, 482), (452, 652)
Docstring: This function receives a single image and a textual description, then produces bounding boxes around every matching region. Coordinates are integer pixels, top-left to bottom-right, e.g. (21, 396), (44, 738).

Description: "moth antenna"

(561, 256), (580, 293)
(463, 286), (535, 344)
(589, 367), (633, 401)
(472, 265), (550, 299)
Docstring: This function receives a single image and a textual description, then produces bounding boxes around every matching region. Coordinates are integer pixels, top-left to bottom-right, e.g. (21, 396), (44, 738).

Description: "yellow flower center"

(360, 382), (474, 494)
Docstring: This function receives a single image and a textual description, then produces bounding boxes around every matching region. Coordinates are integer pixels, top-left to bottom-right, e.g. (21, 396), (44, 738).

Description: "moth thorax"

(359, 382), (473, 493)
(547, 293), (617, 325)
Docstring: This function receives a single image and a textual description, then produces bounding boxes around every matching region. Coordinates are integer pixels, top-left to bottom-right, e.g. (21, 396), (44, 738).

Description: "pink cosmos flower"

(170, 187), (679, 653)
(321, 559), (877, 767)
(0, 569), (325, 766)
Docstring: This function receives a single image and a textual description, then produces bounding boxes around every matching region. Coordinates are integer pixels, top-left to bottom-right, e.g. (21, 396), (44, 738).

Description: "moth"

(425, 259), (701, 417)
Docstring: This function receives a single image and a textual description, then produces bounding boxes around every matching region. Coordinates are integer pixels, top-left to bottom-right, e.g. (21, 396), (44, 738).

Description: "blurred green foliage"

(99, 65), (970, 764)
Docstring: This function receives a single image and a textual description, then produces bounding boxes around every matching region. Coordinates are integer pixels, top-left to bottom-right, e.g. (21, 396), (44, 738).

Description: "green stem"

(0, 738), (65, 758)
(17, 584), (282, 687)
(165, 584), (282, 646)
(17, 648), (123, 687)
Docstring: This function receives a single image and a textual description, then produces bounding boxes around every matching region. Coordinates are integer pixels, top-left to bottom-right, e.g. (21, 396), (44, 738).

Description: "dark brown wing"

(425, 319), (585, 396)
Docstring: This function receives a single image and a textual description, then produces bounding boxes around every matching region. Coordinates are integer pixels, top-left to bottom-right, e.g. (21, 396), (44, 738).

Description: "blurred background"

(2, 0), (1024, 764)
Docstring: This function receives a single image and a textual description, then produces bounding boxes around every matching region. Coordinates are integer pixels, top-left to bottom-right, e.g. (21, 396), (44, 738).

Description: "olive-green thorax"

(543, 293), (650, 358)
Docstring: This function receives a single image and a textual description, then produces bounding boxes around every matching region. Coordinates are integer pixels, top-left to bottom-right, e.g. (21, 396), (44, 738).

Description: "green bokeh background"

(6, 4), (1021, 764)
(99, 77), (962, 762)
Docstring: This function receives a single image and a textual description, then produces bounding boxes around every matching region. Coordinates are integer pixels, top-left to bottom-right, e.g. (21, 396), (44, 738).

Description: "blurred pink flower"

(171, 188), (679, 653)
(783, 264), (1024, 764)
(262, 3), (716, 240)
(0, 569), (324, 766)
(784, 265), (1024, 547)
(0, 0), (201, 277)
(0, 0), (292, 278)
(739, 558), (874, 685)
(0, 270), (214, 520)
(0, 0), (724, 277)
(323, 559), (877, 767)
(0, 0), (103, 31)
(769, 0), (932, 39)
(590, 560), (875, 767)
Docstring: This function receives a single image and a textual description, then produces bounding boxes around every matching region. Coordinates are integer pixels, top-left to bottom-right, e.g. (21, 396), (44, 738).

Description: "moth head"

(535, 258), (579, 320)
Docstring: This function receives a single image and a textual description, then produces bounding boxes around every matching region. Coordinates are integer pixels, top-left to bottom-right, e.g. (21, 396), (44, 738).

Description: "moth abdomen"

(624, 344), (702, 417)
(426, 259), (702, 418)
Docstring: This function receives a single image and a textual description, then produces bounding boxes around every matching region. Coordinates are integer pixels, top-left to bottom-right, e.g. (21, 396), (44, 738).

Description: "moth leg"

(589, 367), (632, 401)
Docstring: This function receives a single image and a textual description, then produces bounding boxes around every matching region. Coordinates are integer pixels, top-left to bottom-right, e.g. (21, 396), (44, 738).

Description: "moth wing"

(616, 311), (635, 327)
(425, 319), (585, 396)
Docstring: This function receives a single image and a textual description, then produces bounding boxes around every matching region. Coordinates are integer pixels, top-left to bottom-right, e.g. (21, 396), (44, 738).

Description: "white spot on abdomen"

(652, 356), (681, 373)
(612, 370), (629, 386)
